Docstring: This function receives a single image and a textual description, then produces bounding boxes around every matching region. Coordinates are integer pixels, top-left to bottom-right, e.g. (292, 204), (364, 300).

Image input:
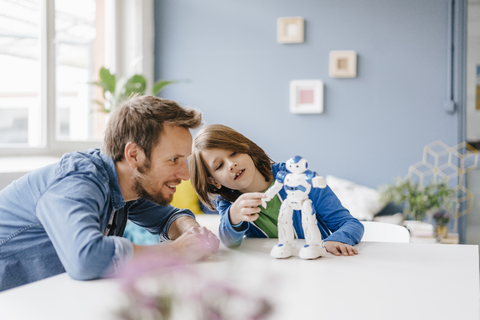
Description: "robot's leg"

(299, 200), (326, 260)
(271, 201), (295, 259)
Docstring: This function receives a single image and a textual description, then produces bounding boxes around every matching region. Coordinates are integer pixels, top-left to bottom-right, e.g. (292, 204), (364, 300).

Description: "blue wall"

(154, 0), (458, 189)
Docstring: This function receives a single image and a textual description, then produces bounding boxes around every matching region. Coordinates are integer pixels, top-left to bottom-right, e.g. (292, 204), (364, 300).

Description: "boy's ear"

(207, 177), (222, 189)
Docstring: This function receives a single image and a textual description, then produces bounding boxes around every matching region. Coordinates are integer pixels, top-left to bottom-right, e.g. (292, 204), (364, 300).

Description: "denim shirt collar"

(98, 150), (126, 211)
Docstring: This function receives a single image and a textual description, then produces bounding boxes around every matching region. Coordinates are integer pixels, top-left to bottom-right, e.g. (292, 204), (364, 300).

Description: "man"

(0, 95), (219, 292)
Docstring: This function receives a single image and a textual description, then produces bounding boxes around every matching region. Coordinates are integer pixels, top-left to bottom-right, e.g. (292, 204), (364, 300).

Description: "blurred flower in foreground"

(113, 253), (273, 320)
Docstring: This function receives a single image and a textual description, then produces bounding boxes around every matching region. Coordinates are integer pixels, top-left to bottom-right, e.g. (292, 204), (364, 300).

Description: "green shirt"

(253, 193), (282, 238)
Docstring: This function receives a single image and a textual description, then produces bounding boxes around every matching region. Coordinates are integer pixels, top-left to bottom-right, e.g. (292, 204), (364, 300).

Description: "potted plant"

(379, 177), (457, 221)
(91, 67), (182, 113)
(432, 209), (452, 238)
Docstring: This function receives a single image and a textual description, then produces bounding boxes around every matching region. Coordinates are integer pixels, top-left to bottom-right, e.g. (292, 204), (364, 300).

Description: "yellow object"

(170, 179), (203, 215)
(436, 225), (448, 239)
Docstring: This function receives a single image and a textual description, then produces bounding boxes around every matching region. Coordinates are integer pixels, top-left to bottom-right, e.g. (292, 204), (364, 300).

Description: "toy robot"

(262, 156), (327, 259)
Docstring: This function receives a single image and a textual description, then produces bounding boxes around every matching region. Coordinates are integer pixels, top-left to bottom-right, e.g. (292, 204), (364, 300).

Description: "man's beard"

(133, 159), (171, 206)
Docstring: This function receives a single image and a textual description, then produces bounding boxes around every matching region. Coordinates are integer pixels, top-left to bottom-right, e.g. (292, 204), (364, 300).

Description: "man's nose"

(177, 161), (190, 180)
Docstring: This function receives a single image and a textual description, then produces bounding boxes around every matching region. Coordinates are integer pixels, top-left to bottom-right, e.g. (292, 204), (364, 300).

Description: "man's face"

(133, 124), (192, 206)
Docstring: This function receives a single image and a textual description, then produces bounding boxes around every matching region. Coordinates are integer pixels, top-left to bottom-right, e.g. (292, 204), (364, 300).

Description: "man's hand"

(132, 225), (219, 263)
(169, 226), (220, 261)
(324, 241), (358, 256)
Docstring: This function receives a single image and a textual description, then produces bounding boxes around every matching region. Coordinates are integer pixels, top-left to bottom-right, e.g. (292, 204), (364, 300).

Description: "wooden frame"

(329, 50), (357, 78)
(277, 17), (304, 44)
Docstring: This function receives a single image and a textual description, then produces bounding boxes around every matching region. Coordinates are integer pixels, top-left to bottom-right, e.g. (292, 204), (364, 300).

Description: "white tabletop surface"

(0, 239), (478, 320)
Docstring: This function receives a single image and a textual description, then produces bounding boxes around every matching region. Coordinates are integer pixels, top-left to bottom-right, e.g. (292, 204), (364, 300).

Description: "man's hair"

(102, 95), (202, 162)
(189, 124), (274, 210)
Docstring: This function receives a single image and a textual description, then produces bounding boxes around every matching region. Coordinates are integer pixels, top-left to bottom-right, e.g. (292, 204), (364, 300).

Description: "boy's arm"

(217, 199), (248, 247)
(312, 186), (365, 246)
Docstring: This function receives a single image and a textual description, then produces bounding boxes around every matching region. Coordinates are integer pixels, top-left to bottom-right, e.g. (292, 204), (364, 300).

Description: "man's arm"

(128, 201), (220, 263)
(131, 215), (219, 263)
(167, 215), (200, 239)
(36, 176), (120, 280)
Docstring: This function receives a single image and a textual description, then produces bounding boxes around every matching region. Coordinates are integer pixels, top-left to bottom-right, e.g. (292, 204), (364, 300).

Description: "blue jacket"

(217, 162), (364, 247)
(0, 149), (194, 291)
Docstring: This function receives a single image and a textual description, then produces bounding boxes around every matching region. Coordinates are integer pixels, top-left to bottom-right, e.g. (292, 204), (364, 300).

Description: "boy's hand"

(229, 192), (266, 226)
(324, 241), (358, 256)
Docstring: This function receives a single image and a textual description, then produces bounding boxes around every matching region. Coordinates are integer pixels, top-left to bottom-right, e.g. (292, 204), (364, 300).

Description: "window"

(55, 0), (104, 141)
(0, 0), (42, 147)
(0, 0), (154, 156)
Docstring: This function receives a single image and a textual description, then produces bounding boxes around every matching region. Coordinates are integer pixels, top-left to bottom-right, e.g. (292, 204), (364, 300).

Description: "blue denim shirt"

(0, 148), (194, 291)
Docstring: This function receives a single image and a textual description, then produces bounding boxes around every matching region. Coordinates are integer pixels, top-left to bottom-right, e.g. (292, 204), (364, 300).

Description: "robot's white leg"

(301, 199), (322, 246)
(271, 200), (295, 259)
(299, 199), (326, 260)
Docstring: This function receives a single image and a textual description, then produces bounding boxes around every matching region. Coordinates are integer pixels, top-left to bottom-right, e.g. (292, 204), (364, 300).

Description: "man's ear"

(207, 177), (222, 189)
(124, 141), (145, 169)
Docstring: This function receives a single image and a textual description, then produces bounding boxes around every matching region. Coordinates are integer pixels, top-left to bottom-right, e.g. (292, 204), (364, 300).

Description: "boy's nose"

(229, 162), (238, 171)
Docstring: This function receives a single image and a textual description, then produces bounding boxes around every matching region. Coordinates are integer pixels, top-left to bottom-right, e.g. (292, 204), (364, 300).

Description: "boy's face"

(201, 148), (259, 193)
(133, 124), (192, 205)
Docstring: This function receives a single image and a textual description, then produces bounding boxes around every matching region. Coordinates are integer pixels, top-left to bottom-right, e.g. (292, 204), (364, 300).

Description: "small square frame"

(329, 50), (357, 78)
(277, 17), (304, 44)
(290, 80), (323, 114)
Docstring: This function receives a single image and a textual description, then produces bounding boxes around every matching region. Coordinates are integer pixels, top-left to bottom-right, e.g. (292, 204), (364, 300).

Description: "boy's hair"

(102, 95), (202, 162)
(189, 124), (274, 210)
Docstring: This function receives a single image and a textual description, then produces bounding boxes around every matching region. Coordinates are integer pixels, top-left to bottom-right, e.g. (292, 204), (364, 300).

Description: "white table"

(0, 239), (478, 320)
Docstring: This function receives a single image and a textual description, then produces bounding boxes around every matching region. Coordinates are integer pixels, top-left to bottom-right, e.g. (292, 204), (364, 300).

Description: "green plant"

(379, 177), (457, 221)
(91, 67), (181, 113)
(433, 209), (452, 227)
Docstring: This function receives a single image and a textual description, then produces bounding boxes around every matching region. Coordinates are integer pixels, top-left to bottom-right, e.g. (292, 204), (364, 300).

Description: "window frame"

(0, 0), (154, 157)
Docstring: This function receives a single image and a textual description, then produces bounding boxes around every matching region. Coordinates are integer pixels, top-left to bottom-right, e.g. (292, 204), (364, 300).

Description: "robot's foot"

(299, 244), (326, 260)
(270, 244), (295, 259)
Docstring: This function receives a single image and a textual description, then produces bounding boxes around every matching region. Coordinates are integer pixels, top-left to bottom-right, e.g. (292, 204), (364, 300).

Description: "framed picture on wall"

(329, 51), (357, 78)
(290, 80), (324, 114)
(277, 17), (304, 43)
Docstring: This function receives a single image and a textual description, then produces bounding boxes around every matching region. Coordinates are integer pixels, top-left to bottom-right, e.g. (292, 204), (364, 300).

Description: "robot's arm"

(306, 170), (327, 189)
(312, 176), (327, 189)
(264, 180), (283, 201)
(262, 171), (287, 208)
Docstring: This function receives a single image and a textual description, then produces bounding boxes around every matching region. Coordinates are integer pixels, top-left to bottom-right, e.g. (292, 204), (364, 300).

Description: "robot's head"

(286, 156), (308, 173)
